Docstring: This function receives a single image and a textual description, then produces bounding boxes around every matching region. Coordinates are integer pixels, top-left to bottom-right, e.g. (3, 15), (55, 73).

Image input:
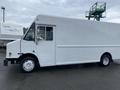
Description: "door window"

(37, 26), (45, 40)
(46, 27), (53, 40)
(37, 26), (53, 41)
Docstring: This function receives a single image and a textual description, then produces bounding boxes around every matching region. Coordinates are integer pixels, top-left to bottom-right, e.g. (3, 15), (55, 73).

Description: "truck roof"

(35, 15), (120, 25)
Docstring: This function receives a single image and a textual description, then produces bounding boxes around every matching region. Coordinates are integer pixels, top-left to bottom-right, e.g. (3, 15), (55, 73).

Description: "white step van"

(4, 15), (120, 72)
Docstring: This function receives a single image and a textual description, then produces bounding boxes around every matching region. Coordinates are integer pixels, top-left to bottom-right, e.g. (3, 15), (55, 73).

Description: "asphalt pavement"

(0, 48), (120, 90)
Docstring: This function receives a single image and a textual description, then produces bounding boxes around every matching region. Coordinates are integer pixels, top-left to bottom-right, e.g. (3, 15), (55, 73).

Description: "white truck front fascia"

(6, 39), (21, 59)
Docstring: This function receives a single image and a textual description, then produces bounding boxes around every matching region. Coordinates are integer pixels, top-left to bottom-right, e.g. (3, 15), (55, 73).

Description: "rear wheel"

(20, 57), (36, 73)
(100, 54), (112, 66)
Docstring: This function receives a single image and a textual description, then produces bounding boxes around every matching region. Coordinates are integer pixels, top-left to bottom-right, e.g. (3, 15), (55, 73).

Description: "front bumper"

(4, 58), (19, 66)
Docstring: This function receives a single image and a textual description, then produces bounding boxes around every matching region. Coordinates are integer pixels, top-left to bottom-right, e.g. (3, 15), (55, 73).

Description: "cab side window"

(37, 26), (53, 41)
(46, 27), (53, 40)
(37, 26), (45, 40)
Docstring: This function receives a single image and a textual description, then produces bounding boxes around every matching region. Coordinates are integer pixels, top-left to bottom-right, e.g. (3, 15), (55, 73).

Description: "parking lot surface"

(0, 48), (120, 90)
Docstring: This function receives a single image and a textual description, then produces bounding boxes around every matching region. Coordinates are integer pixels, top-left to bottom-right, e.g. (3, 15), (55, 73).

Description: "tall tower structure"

(86, 2), (106, 21)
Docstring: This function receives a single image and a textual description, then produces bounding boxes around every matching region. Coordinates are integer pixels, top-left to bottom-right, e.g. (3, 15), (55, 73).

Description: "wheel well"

(18, 53), (40, 65)
(101, 52), (113, 61)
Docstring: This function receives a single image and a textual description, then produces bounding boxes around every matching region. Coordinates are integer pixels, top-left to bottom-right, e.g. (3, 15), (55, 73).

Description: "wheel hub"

(103, 57), (109, 65)
(23, 60), (35, 72)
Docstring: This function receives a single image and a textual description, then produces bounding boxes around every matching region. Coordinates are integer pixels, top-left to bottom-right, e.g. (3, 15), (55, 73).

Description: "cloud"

(102, 5), (120, 23)
(0, 0), (120, 27)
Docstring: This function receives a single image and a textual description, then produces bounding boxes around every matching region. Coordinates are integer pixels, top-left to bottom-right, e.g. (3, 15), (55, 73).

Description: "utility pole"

(1, 6), (5, 23)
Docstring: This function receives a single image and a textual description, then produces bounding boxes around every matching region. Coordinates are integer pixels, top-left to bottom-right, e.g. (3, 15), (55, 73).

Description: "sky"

(0, 0), (120, 27)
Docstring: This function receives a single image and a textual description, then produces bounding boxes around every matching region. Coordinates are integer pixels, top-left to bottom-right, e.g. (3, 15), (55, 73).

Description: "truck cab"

(4, 21), (56, 72)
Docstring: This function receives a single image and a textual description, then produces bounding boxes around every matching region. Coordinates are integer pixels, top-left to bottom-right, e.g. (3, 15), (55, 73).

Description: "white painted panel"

(56, 45), (120, 65)
(6, 39), (21, 58)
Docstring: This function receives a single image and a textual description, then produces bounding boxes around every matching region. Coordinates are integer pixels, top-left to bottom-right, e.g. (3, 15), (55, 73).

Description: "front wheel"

(20, 57), (36, 73)
(100, 54), (112, 67)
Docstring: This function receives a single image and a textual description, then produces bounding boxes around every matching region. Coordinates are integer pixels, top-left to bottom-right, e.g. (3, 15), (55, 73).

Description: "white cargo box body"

(35, 15), (120, 65)
(0, 23), (23, 40)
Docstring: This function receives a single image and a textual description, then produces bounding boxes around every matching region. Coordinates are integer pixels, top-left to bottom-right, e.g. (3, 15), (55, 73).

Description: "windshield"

(23, 23), (35, 41)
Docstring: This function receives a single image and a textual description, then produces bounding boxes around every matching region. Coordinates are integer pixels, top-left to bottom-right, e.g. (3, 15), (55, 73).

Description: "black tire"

(100, 54), (112, 67)
(20, 57), (36, 73)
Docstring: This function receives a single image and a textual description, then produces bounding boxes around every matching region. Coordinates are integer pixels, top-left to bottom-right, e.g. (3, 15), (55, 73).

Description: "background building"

(0, 22), (23, 47)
